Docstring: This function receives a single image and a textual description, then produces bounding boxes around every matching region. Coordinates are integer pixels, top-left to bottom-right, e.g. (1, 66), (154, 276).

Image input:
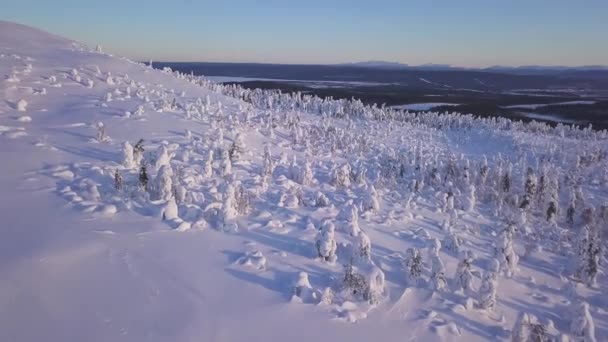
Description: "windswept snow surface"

(1, 21), (608, 342)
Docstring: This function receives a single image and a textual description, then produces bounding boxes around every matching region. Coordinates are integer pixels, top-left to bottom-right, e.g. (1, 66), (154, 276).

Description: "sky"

(2, 0), (608, 67)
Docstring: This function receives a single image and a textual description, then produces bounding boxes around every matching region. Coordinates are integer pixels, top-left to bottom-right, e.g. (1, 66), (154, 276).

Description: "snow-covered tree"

(443, 231), (462, 254)
(315, 220), (337, 262)
(429, 239), (447, 291)
(575, 225), (600, 287)
(221, 150), (232, 176)
(300, 157), (314, 185)
(221, 181), (237, 230)
(262, 145), (274, 177)
(570, 301), (597, 342)
(405, 247), (423, 287)
(155, 144), (171, 171)
(454, 251), (474, 295)
(353, 231), (372, 264)
(203, 150), (214, 178)
(339, 200), (360, 236)
(114, 170), (122, 191)
(95, 121), (107, 142)
(495, 224), (518, 277)
(511, 312), (549, 342)
(524, 167), (537, 200)
(478, 260), (499, 310)
(343, 260), (386, 304)
(138, 165), (149, 191)
(309, 191), (328, 208)
(478, 156), (489, 186)
(156, 165), (174, 201)
(463, 184), (476, 212)
(566, 189), (576, 226)
(362, 185), (380, 213)
(331, 163), (352, 187)
(292, 272), (316, 303)
(122, 141), (135, 169)
(229, 133), (245, 161)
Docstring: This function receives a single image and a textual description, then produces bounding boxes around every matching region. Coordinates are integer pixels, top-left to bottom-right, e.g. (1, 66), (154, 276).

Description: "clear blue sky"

(3, 0), (607, 67)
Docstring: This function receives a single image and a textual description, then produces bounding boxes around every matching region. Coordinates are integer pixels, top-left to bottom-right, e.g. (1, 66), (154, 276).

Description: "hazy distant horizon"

(3, 0), (608, 67)
(146, 59), (608, 70)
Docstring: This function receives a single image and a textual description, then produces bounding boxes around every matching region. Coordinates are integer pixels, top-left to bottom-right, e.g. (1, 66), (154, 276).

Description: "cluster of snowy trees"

(81, 62), (605, 336)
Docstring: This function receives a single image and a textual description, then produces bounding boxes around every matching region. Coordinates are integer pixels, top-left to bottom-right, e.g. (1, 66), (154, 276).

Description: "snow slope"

(1, 21), (607, 342)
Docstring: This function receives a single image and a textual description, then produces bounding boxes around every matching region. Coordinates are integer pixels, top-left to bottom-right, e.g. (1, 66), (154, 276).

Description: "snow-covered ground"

(1, 21), (607, 342)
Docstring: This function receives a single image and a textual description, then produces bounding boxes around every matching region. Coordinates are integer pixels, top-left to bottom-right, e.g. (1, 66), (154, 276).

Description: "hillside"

(1, 21), (607, 342)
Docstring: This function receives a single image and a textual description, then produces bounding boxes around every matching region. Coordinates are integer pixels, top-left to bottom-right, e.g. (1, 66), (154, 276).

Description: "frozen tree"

(570, 301), (597, 342)
(161, 198), (179, 221)
(463, 184), (476, 212)
(229, 133), (245, 161)
(156, 165), (174, 201)
(138, 165), (149, 191)
(155, 144), (171, 171)
(576, 225), (600, 287)
(339, 200), (360, 236)
(315, 191), (330, 207)
(495, 224), (518, 277)
(122, 141), (136, 169)
(315, 220), (337, 262)
(292, 272), (316, 303)
(404, 247), (423, 287)
(454, 251), (474, 295)
(221, 150), (232, 176)
(566, 190), (576, 226)
(343, 260), (386, 304)
(331, 163), (352, 187)
(575, 185), (585, 210)
(512, 312), (548, 342)
(16, 99), (27, 112)
(300, 157), (314, 185)
(546, 199), (558, 225)
(221, 181), (237, 230)
(114, 170), (122, 191)
(203, 150), (214, 178)
(353, 231), (372, 264)
(502, 162), (512, 193)
(443, 231), (461, 254)
(478, 156), (489, 186)
(133, 139), (144, 166)
(318, 287), (334, 305)
(288, 155), (300, 182)
(362, 185), (380, 213)
(95, 121), (107, 142)
(429, 239), (447, 291)
(478, 260), (499, 310)
(262, 145), (274, 177)
(524, 167), (537, 199)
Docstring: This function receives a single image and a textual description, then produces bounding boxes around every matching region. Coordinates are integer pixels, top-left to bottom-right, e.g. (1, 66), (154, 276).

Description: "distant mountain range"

(341, 61), (608, 75)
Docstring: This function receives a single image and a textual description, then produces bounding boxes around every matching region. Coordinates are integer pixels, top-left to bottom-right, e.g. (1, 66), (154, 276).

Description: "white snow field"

(1, 21), (607, 342)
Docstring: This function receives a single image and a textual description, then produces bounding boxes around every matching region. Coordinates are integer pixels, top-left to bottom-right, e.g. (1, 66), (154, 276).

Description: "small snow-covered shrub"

(315, 220), (337, 262)
(404, 247), (423, 287)
(342, 261), (385, 304)
(570, 301), (597, 342)
(16, 99), (27, 112)
(331, 163), (352, 187)
(292, 272), (317, 303)
(315, 191), (330, 207)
